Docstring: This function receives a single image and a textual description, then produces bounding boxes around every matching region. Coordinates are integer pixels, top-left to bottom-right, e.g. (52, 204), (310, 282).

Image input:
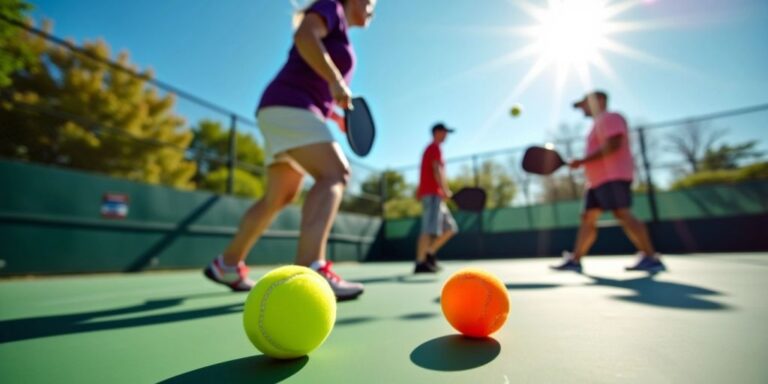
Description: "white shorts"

(257, 106), (335, 169)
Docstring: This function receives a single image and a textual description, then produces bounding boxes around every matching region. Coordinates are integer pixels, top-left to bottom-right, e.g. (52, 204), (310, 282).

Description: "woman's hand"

(330, 78), (352, 110)
(329, 109), (346, 132)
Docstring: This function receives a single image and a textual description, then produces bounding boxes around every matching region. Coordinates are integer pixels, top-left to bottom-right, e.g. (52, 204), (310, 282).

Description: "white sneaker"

(313, 261), (364, 301)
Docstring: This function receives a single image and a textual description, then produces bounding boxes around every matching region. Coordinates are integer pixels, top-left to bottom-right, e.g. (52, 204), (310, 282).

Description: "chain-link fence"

(0, 15), (383, 215)
(383, 104), (768, 221)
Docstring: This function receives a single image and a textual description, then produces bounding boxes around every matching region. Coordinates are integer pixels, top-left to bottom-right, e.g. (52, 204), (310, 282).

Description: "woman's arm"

(294, 13), (352, 109)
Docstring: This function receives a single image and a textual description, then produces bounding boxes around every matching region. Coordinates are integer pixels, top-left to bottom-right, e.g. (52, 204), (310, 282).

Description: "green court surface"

(2, 254), (767, 383)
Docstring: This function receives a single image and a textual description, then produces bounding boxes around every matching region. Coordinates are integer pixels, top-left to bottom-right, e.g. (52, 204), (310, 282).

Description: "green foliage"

(340, 169), (410, 216)
(339, 194), (381, 216)
(538, 174), (583, 203)
(0, 0), (33, 87)
(370, 159), (519, 218)
(0, 20), (196, 188)
(698, 141), (760, 171)
(671, 161), (768, 190)
(384, 196), (422, 219)
(200, 168), (264, 198)
(190, 119), (265, 188)
(190, 119), (264, 169)
(448, 159), (517, 209)
(360, 169), (407, 200)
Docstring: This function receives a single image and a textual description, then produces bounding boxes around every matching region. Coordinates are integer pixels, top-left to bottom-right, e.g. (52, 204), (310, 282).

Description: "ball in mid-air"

(243, 265), (336, 359)
(441, 268), (510, 338)
(510, 104), (523, 117)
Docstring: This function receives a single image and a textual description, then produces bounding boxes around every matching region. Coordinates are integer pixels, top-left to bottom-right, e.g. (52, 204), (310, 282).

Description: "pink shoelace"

(316, 261), (341, 283)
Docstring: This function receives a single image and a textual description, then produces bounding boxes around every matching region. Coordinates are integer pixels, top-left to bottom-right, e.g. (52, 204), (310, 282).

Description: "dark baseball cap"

(432, 122), (455, 133)
(573, 90), (608, 108)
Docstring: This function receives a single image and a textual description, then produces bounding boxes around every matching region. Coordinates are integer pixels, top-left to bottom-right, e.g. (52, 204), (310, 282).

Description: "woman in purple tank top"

(204, 0), (376, 300)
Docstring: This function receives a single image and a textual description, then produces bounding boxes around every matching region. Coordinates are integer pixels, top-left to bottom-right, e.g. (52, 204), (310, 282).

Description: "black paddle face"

(522, 146), (565, 175)
(452, 187), (487, 212)
(345, 97), (375, 157)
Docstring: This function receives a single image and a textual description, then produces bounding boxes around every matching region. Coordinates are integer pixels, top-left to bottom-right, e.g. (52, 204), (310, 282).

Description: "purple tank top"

(258, 0), (356, 118)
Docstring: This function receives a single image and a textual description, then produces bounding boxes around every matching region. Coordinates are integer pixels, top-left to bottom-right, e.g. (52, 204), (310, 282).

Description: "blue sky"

(27, 0), (768, 171)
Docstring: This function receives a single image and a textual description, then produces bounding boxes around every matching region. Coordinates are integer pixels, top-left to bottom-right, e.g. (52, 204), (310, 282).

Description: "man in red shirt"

(551, 91), (664, 273)
(414, 123), (458, 273)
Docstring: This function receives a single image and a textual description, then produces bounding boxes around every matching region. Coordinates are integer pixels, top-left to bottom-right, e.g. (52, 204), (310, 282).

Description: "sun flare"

(531, 0), (611, 67)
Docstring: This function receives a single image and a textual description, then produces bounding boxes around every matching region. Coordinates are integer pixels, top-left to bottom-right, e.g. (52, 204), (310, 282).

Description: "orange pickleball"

(440, 268), (510, 338)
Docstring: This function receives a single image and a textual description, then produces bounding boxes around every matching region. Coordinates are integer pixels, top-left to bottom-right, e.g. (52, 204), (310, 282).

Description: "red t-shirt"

(417, 143), (444, 199)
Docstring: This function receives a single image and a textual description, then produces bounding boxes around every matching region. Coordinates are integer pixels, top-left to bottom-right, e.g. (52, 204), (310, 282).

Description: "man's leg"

(415, 196), (440, 273)
(429, 202), (457, 255)
(416, 233), (433, 263)
(428, 230), (455, 255)
(572, 209), (602, 262)
(613, 208), (656, 257)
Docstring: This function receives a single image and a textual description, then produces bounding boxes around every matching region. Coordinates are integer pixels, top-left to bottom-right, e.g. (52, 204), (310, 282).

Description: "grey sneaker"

(204, 256), (255, 292)
(315, 261), (364, 301)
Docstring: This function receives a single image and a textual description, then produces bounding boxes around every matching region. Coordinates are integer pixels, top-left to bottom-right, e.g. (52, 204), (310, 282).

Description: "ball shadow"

(410, 335), (501, 371)
(159, 355), (308, 384)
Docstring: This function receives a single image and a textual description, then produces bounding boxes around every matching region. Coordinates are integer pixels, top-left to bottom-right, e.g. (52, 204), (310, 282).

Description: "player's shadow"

(505, 283), (561, 290)
(0, 292), (242, 344)
(410, 335), (501, 371)
(585, 274), (730, 310)
(354, 274), (438, 284)
(159, 355), (308, 384)
(335, 312), (440, 326)
(432, 283), (561, 304)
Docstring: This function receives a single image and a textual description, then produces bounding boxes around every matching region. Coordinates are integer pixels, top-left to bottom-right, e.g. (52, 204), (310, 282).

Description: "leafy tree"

(699, 141), (761, 171)
(200, 168), (264, 198)
(0, 0), (33, 87)
(671, 161), (768, 190)
(359, 169), (407, 200)
(384, 196), (422, 219)
(1, 20), (196, 188)
(189, 119), (265, 195)
(448, 159), (517, 209)
(538, 174), (584, 203)
(666, 122), (726, 173)
(339, 169), (411, 216)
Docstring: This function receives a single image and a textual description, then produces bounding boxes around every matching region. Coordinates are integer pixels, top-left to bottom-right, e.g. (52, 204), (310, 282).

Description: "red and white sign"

(101, 193), (130, 219)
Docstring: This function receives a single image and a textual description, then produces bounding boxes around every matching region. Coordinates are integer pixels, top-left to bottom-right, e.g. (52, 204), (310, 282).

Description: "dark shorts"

(584, 180), (632, 211)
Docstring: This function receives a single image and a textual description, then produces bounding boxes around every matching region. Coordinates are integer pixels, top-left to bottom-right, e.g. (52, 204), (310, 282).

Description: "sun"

(456, 0), (673, 138)
(531, 0), (611, 67)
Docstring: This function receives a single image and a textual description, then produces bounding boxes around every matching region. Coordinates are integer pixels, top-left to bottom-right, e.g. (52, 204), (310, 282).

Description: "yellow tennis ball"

(243, 265), (336, 359)
(510, 104), (523, 117)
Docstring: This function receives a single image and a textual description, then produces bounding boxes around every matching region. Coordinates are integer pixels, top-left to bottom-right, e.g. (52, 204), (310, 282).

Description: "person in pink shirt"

(551, 91), (664, 273)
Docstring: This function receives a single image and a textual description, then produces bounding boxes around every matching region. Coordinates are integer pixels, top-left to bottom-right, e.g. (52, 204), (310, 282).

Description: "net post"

(637, 126), (659, 223)
(226, 114), (237, 195)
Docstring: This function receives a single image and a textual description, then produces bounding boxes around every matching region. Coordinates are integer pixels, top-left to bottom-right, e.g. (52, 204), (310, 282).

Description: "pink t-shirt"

(583, 112), (634, 188)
